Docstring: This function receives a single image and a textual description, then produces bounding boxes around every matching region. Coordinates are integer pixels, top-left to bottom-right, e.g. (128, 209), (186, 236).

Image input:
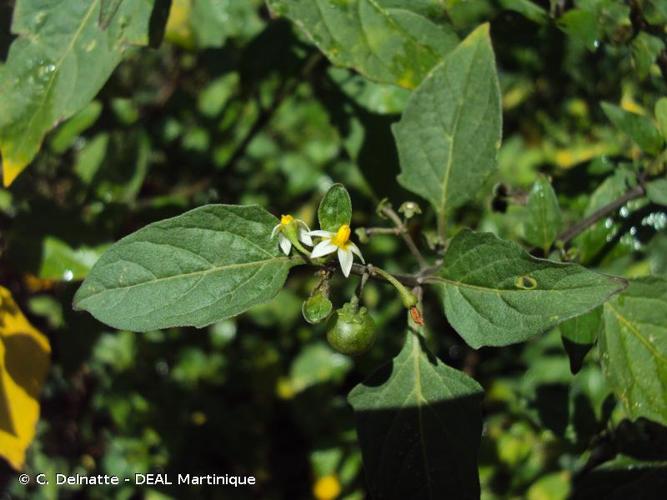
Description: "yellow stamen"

(280, 214), (294, 225)
(331, 224), (351, 248)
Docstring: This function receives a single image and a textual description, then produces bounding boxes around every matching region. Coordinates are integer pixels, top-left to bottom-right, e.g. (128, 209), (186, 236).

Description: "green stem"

(371, 266), (418, 309)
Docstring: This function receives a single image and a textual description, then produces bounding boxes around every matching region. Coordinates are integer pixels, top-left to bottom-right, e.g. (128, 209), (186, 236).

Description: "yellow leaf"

(0, 286), (51, 470)
(1, 157), (28, 188)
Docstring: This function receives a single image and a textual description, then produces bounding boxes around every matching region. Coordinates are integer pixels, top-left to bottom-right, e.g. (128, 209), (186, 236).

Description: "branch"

(555, 184), (646, 247)
(378, 205), (429, 269)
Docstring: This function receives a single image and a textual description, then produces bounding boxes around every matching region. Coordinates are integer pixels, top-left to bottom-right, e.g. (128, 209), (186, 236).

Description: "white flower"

(271, 214), (313, 255)
(309, 224), (364, 277)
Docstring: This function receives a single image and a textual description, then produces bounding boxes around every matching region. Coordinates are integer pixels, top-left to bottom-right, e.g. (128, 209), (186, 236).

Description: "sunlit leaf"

(430, 230), (626, 348)
(393, 24), (502, 228)
(0, 0), (157, 186)
(266, 0), (459, 88)
(600, 277), (667, 425)
(74, 205), (298, 331)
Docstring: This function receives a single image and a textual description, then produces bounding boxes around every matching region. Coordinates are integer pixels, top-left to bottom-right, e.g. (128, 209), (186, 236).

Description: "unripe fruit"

(326, 300), (376, 356)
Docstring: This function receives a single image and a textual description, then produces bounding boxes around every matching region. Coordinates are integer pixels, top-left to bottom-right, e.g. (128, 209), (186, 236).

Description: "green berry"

(326, 302), (376, 356)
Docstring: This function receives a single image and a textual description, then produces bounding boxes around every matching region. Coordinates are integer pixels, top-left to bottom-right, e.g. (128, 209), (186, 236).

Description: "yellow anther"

(331, 224), (351, 248)
(280, 214), (294, 225)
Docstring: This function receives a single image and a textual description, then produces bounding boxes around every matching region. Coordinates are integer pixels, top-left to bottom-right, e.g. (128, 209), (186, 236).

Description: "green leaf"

(318, 183), (352, 232)
(574, 168), (635, 263)
(560, 307), (602, 374)
(523, 175), (562, 252)
(266, 0), (459, 88)
(0, 0), (157, 186)
(73, 205), (297, 331)
(289, 342), (352, 393)
(393, 24), (502, 228)
(646, 178), (667, 206)
(430, 230), (627, 348)
(499, 0), (548, 24)
(38, 237), (110, 282)
(631, 32), (665, 80)
(656, 98), (667, 141)
(600, 277), (667, 425)
(601, 102), (664, 156)
(348, 330), (483, 499)
(557, 9), (600, 51)
(49, 101), (103, 154)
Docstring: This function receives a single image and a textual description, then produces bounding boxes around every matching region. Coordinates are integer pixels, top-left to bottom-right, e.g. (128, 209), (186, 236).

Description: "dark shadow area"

(351, 341), (483, 500)
(534, 384), (570, 436)
(0, 374), (16, 436)
(148, 0), (172, 48)
(571, 466), (667, 500)
(562, 338), (595, 374)
(0, 1), (13, 61)
(3, 334), (49, 400)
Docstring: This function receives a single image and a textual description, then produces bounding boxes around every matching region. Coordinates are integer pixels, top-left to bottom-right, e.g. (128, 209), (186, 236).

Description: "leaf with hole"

(429, 230), (627, 348)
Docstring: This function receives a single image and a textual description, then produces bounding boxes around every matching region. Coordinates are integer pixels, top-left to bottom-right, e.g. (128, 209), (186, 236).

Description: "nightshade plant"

(1, 1), (667, 499)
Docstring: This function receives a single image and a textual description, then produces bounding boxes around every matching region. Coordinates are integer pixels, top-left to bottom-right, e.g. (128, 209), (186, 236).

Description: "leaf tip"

(1, 157), (27, 187)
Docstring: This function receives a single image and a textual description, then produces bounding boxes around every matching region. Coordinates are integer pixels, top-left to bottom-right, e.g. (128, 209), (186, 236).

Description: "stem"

(369, 266), (418, 308)
(555, 184), (646, 247)
(379, 205), (428, 269)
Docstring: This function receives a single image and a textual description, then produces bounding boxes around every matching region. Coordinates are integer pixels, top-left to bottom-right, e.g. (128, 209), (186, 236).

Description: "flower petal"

(271, 224), (281, 238)
(279, 234), (292, 255)
(299, 228), (313, 246)
(311, 240), (337, 258)
(338, 248), (353, 277)
(348, 242), (365, 263)
(308, 230), (334, 238)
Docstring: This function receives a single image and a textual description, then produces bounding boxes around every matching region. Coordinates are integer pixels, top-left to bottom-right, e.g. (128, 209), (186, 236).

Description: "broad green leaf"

(560, 307), (602, 374)
(646, 178), (667, 206)
(73, 205), (298, 331)
(266, 0), (459, 88)
(0, 0), (156, 186)
(523, 175), (562, 252)
(600, 277), (667, 425)
(393, 24), (502, 226)
(601, 102), (664, 156)
(0, 286), (51, 470)
(430, 230), (626, 348)
(656, 98), (667, 141)
(348, 330), (483, 499)
(318, 183), (352, 232)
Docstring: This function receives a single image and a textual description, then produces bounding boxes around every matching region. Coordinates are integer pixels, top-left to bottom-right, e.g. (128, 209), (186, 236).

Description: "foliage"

(0, 0), (666, 499)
